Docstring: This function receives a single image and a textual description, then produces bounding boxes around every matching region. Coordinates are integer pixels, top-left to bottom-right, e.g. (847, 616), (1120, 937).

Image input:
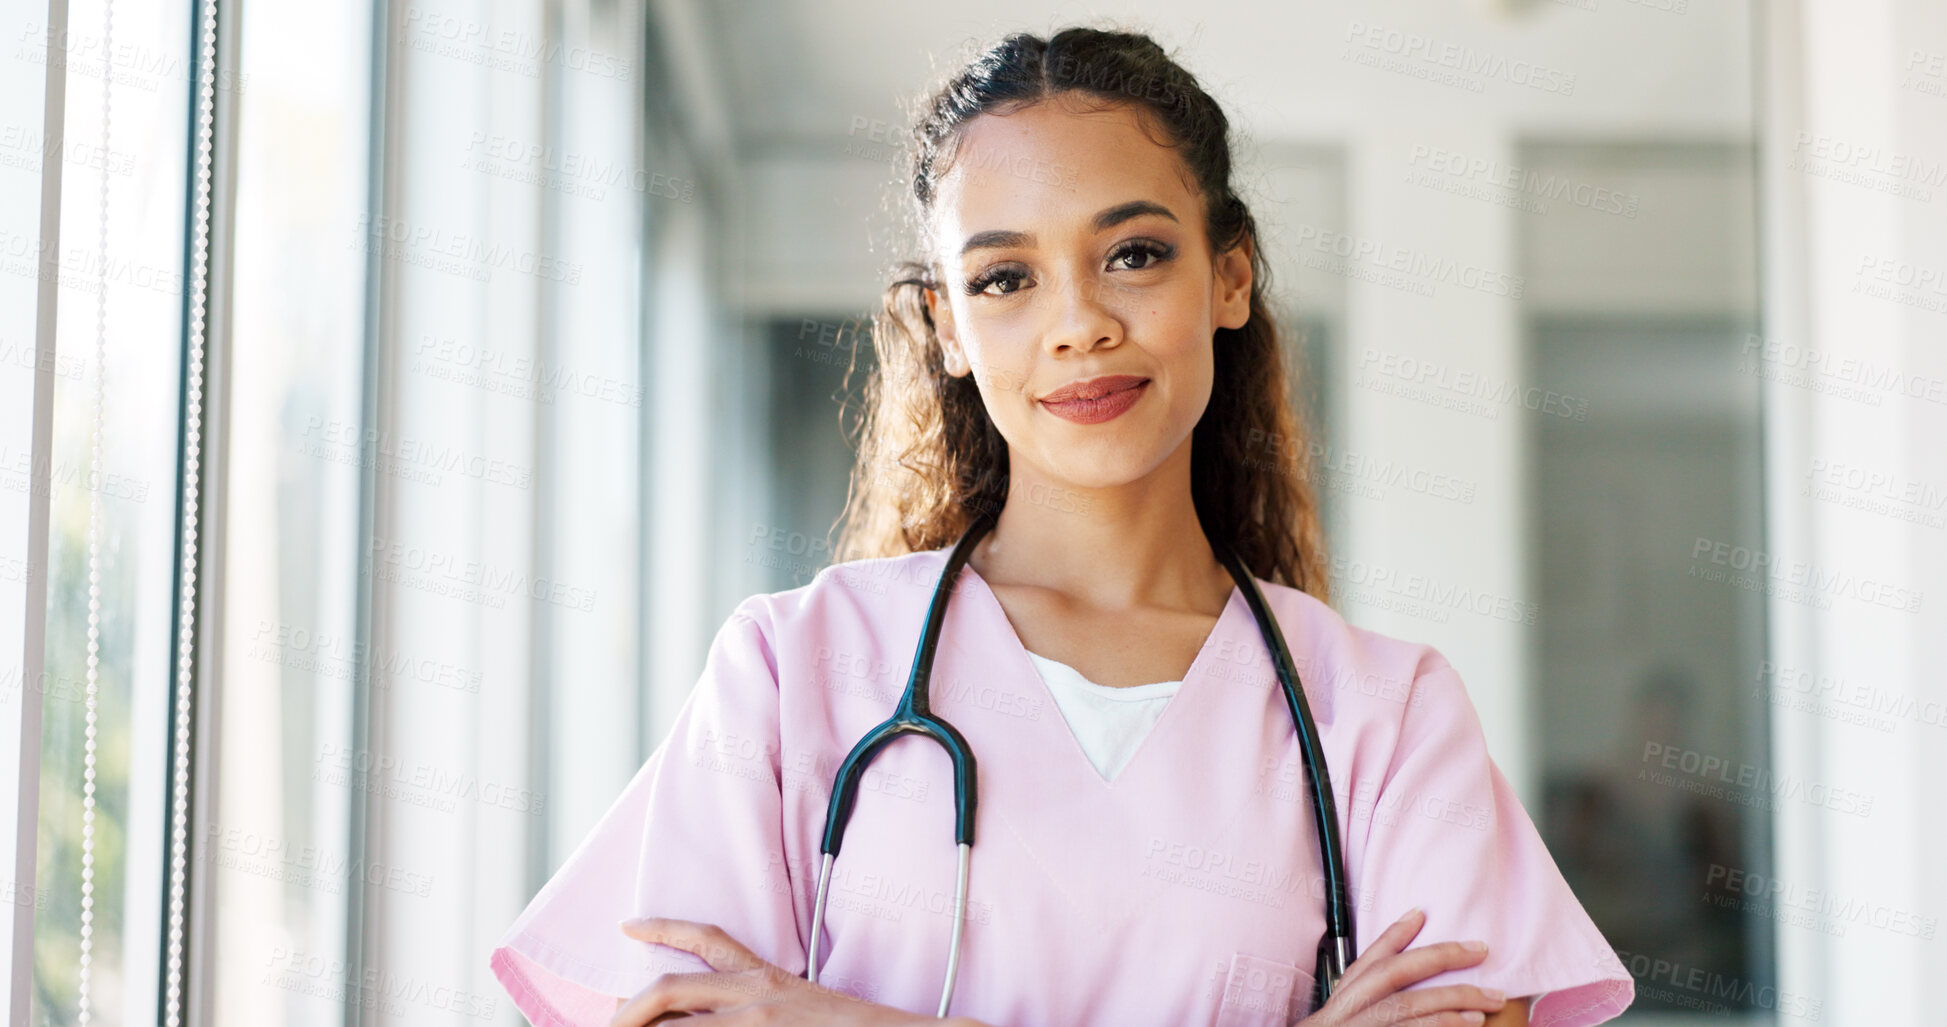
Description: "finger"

(1372, 940), (1490, 995)
(620, 918), (769, 974)
(1343, 983), (1507, 1026)
(1330, 940), (1489, 1020)
(608, 970), (771, 1027)
(1390, 1012), (1489, 1027)
(1407, 984), (1507, 1013)
(1335, 907), (1425, 991)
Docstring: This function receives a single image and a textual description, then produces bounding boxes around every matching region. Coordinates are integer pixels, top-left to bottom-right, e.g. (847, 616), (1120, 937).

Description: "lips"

(1038, 374), (1150, 404)
(1038, 374), (1151, 426)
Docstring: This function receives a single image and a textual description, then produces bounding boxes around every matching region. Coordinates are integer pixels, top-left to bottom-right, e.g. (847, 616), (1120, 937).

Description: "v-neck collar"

(955, 558), (1248, 789)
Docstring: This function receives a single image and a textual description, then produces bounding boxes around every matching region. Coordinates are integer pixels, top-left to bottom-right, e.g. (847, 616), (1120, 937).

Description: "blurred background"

(2, 0), (1943, 1024)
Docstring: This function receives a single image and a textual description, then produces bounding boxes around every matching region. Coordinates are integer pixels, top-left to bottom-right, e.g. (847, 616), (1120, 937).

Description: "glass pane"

(755, 312), (868, 592)
(205, 1), (655, 1022)
(1248, 147), (1348, 543)
(30, 0), (192, 1023)
(208, 1), (370, 1022)
(1522, 143), (1772, 1021)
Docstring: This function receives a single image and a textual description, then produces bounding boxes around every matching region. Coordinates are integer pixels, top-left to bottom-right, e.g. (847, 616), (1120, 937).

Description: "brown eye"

(966, 266), (1030, 297)
(1109, 240), (1173, 272)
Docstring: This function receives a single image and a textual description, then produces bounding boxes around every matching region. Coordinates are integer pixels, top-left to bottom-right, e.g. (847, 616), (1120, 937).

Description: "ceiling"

(687, 0), (1756, 161)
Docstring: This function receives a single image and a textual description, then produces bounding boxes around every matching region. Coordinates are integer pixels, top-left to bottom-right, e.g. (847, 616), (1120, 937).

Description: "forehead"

(931, 98), (1202, 250)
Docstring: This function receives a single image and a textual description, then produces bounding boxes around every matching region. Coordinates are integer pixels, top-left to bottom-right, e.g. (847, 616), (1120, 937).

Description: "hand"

(1296, 908), (1507, 1026)
(610, 917), (983, 1027)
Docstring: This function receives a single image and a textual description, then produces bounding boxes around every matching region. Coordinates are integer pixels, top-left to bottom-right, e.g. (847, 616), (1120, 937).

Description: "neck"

(968, 438), (1233, 617)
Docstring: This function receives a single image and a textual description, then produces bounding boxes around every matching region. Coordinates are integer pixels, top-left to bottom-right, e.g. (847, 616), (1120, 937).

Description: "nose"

(1038, 264), (1124, 356)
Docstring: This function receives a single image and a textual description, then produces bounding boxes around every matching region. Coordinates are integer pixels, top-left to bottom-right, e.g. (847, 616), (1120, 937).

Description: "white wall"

(1760, 0), (1947, 1019)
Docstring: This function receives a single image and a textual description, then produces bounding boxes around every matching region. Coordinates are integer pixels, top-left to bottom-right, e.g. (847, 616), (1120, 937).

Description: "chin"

(1036, 454), (1157, 493)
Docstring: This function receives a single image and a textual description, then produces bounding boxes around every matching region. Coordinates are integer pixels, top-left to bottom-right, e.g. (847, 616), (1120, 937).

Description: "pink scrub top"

(489, 548), (1634, 1027)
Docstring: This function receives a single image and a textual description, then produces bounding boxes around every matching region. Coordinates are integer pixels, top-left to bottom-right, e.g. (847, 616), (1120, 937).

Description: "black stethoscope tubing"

(805, 508), (1356, 1015)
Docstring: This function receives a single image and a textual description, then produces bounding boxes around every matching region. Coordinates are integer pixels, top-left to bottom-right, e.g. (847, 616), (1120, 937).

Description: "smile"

(1038, 375), (1150, 425)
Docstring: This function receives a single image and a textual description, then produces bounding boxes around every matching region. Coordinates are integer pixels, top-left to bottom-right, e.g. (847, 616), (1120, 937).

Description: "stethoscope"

(805, 508), (1356, 1017)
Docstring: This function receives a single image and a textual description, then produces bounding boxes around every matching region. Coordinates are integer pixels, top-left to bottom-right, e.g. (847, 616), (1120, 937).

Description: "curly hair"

(830, 25), (1330, 598)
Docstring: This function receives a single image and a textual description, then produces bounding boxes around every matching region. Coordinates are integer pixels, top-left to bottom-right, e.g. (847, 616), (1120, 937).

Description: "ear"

(925, 285), (972, 377)
(1213, 233), (1254, 331)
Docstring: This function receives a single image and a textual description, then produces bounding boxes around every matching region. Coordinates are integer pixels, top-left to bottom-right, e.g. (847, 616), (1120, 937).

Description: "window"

(9, 1), (193, 1023)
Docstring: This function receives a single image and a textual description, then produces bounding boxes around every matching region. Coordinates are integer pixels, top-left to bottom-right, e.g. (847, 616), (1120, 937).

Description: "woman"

(490, 26), (1634, 1027)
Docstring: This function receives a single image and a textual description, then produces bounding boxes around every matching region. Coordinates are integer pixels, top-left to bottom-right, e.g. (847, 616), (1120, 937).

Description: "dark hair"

(831, 25), (1330, 598)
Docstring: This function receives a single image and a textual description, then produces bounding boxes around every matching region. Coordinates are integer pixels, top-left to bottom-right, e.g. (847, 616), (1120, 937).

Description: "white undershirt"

(1025, 651), (1182, 782)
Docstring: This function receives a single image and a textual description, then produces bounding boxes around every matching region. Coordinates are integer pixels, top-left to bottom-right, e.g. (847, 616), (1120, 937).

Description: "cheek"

(962, 329), (1041, 398)
(1139, 282), (1213, 339)
(1162, 339), (1219, 421)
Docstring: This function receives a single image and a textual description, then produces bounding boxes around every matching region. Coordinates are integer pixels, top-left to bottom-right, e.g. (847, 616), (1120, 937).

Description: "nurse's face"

(922, 97), (1253, 491)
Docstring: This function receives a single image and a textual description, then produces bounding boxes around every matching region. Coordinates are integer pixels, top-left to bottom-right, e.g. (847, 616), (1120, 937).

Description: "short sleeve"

(1353, 660), (1634, 1027)
(489, 601), (803, 1027)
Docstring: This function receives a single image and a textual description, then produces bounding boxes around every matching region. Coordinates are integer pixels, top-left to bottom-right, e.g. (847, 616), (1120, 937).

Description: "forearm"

(937, 992), (1533, 1026)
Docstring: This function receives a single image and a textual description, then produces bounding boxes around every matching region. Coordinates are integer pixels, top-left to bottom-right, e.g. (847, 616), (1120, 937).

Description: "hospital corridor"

(2, 1), (1943, 1025)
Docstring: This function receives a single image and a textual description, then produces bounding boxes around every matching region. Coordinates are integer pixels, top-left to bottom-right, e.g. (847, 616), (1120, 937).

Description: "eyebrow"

(957, 200), (1179, 258)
